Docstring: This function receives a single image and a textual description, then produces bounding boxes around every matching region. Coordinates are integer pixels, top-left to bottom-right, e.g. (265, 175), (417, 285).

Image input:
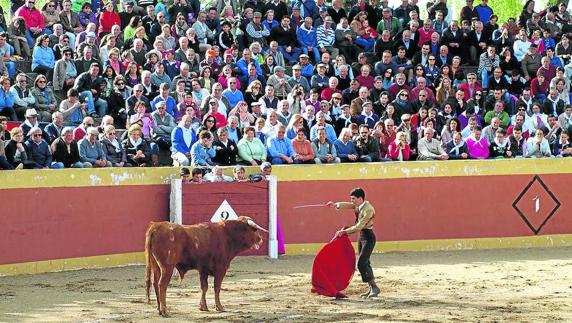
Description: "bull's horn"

(247, 219), (268, 233)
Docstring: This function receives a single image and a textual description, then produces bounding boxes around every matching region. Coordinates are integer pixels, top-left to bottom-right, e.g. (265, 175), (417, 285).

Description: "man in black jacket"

(74, 63), (108, 118)
(51, 127), (87, 168)
(270, 16), (301, 65)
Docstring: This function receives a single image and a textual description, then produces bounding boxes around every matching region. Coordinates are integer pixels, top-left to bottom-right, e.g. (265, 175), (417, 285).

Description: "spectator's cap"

(87, 127), (99, 135)
(292, 5), (300, 10)
(206, 49), (216, 57)
(361, 101), (372, 108)
(209, 98), (218, 104)
(251, 102), (262, 106)
(180, 167), (190, 176)
(274, 66), (285, 73)
(156, 101), (166, 108)
(324, 16), (334, 23)
(299, 54), (309, 59)
(25, 108), (38, 118)
(317, 63), (326, 68)
(401, 113), (411, 121)
(358, 52), (367, 59)
(145, 49), (161, 60)
(86, 31), (96, 38)
(253, 11), (262, 18)
(530, 43), (538, 48)
(260, 161), (272, 171)
(382, 7), (391, 12)
(292, 64), (302, 70)
(320, 100), (330, 105)
(320, 7), (328, 13)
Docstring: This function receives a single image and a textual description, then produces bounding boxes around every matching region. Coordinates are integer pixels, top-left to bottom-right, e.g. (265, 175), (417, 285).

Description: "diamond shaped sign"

(512, 175), (561, 235)
(211, 200), (239, 223)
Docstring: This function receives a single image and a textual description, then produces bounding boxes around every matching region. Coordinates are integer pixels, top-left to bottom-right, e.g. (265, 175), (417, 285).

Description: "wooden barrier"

(0, 159), (571, 275)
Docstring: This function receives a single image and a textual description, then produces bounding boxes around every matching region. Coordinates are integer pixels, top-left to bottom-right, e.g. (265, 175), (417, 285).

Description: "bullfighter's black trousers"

(357, 229), (376, 283)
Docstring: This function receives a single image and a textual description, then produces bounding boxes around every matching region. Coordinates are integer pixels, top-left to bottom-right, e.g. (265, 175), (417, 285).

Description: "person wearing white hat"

(316, 16), (339, 58)
(20, 108), (42, 141)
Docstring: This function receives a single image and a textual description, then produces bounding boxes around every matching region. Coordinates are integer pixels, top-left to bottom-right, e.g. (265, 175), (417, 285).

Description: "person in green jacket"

(237, 126), (267, 166)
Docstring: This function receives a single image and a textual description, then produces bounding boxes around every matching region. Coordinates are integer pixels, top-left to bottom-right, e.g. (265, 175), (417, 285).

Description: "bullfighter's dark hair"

(350, 188), (365, 200)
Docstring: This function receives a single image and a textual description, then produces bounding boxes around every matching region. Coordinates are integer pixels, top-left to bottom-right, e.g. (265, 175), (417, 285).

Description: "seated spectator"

(0, 32), (16, 79)
(203, 98), (228, 129)
(11, 73), (36, 120)
(8, 17), (31, 59)
(123, 124), (151, 167)
(0, 124), (14, 170)
(190, 129), (216, 168)
(237, 126), (267, 166)
(552, 131), (572, 157)
(357, 101), (380, 129)
(526, 128), (552, 158)
(233, 165), (249, 182)
(4, 127), (29, 169)
(387, 131), (411, 161)
(31, 74), (57, 122)
(482, 117), (502, 144)
(417, 127), (449, 160)
(25, 126), (62, 169)
(171, 114), (198, 166)
(74, 63), (108, 117)
(151, 101), (177, 152)
(204, 165), (234, 182)
(334, 128), (358, 163)
(290, 127), (315, 164)
(509, 125), (526, 158)
(53, 46), (77, 96)
(31, 35), (56, 79)
(0, 76), (17, 121)
(267, 124), (296, 165)
(101, 125), (129, 167)
(353, 124), (381, 162)
(43, 111), (65, 144)
(489, 128), (513, 158)
(20, 109), (44, 142)
(309, 111), (337, 142)
(50, 126), (88, 168)
(129, 100), (156, 143)
(484, 101), (510, 127)
(447, 131), (470, 160)
(151, 83), (178, 119)
(312, 126), (340, 164)
(465, 126), (490, 159)
(212, 127), (238, 166)
(79, 126), (112, 167)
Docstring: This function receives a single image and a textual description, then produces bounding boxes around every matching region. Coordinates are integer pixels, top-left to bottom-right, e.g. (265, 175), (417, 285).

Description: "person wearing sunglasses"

(24, 127), (63, 169)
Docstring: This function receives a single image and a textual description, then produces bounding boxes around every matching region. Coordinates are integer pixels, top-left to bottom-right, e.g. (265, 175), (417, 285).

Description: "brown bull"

(144, 216), (267, 316)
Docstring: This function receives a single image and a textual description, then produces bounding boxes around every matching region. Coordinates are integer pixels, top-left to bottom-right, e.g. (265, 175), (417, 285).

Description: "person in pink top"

(465, 125), (490, 159)
(129, 101), (155, 139)
(15, 0), (47, 48)
(417, 19), (435, 47)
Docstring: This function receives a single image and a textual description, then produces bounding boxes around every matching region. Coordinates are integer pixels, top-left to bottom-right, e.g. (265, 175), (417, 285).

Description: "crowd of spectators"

(1, 0), (572, 171)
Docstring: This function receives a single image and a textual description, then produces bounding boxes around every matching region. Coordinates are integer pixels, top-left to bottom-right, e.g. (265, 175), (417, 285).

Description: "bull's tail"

(144, 223), (156, 304)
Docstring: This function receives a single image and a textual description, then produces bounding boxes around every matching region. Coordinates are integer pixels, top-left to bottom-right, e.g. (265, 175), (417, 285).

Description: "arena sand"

(1, 247), (571, 323)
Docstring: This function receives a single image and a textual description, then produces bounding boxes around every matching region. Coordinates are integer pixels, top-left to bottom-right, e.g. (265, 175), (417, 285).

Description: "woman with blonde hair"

(101, 125), (129, 167)
(123, 124), (151, 167)
(435, 77), (453, 106)
(244, 80), (264, 107)
(386, 131), (411, 161)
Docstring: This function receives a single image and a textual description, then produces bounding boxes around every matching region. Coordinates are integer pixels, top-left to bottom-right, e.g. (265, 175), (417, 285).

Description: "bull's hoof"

(215, 304), (225, 312)
(199, 305), (209, 312)
(159, 309), (169, 317)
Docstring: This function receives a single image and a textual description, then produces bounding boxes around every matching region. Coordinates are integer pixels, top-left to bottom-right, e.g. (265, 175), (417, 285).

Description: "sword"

(293, 203), (328, 209)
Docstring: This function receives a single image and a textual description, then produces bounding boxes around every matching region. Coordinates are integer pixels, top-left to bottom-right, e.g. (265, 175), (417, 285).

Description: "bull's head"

(228, 216), (268, 251)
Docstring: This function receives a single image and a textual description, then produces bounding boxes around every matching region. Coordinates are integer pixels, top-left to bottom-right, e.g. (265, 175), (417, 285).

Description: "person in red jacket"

(457, 72), (483, 101)
(386, 131), (411, 161)
(98, 2), (121, 37)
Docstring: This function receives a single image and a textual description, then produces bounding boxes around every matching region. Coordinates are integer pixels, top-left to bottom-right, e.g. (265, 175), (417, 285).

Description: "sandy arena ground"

(1, 248), (571, 323)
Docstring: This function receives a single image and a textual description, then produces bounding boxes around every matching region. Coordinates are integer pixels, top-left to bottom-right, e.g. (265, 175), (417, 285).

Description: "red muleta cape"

(311, 234), (356, 298)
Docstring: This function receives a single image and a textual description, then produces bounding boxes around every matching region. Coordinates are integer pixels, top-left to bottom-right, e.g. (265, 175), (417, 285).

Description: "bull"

(144, 216), (268, 316)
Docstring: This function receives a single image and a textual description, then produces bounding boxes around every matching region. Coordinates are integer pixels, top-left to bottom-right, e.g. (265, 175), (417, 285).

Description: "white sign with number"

(210, 200), (239, 222)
